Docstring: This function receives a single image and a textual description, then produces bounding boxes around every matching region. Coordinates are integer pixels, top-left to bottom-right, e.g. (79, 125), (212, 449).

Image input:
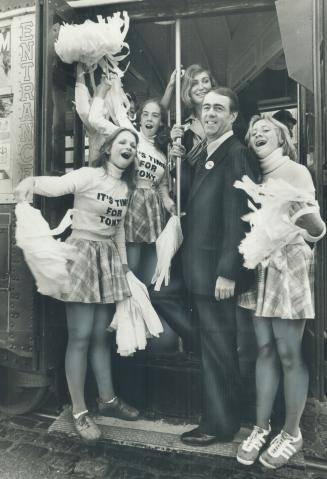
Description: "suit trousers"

(193, 294), (241, 437)
(149, 251), (199, 353)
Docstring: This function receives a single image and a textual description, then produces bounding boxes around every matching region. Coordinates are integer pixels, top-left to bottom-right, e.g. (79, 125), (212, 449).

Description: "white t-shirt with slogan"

(135, 132), (174, 211)
(33, 165), (129, 263)
(136, 131), (167, 185)
(87, 96), (174, 212)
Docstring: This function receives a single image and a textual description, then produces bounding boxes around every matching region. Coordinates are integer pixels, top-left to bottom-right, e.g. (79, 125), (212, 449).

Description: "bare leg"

(272, 318), (308, 436)
(65, 303), (95, 414)
(253, 317), (280, 430)
(89, 304), (116, 401)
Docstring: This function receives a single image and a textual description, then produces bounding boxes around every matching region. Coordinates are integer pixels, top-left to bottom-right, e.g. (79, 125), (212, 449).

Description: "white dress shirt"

(206, 130), (234, 159)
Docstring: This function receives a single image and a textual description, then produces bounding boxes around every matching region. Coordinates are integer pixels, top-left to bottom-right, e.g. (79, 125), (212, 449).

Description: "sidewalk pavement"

(0, 408), (319, 479)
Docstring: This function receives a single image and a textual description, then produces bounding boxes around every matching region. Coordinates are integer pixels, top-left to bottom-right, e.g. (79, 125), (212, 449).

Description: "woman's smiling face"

(108, 130), (137, 170)
(189, 71), (212, 106)
(249, 119), (280, 158)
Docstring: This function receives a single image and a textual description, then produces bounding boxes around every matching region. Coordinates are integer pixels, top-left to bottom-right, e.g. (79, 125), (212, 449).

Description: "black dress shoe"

(181, 427), (218, 446)
(181, 426), (234, 446)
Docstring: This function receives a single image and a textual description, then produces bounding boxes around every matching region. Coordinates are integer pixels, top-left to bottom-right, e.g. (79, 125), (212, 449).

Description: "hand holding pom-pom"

(95, 74), (114, 98)
(14, 177), (35, 203)
(289, 201), (325, 237)
(235, 176), (320, 269)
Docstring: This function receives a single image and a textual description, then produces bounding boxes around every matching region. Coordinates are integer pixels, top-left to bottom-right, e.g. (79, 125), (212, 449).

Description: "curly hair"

(245, 113), (297, 161)
(93, 127), (138, 190)
(181, 64), (216, 112)
(136, 98), (170, 154)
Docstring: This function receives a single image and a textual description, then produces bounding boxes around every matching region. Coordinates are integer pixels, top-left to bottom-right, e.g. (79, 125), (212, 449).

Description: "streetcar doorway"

(37, 0), (293, 419)
(1, 0), (323, 419)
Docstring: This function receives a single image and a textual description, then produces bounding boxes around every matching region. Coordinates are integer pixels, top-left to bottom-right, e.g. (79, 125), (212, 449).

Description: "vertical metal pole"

(175, 19), (182, 218)
(313, 0), (326, 400)
(175, 19), (184, 353)
(297, 83), (306, 165)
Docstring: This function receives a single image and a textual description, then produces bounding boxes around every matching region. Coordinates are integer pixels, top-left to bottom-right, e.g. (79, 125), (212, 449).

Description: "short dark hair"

(93, 127), (138, 190)
(205, 87), (239, 113)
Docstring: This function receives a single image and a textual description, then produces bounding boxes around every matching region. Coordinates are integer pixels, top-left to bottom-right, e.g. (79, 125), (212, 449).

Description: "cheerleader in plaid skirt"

(124, 98), (176, 285)
(88, 87), (176, 285)
(237, 115), (326, 469)
(15, 128), (141, 441)
(89, 84), (186, 351)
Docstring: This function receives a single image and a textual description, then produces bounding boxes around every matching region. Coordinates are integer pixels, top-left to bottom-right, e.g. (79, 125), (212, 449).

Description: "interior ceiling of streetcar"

(63, 4), (293, 127)
(123, 10), (285, 102)
(129, 15), (235, 87)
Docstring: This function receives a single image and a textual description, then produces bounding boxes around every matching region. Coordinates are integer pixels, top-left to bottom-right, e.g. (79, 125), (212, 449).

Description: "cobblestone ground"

(302, 398), (327, 463)
(0, 407), (326, 479)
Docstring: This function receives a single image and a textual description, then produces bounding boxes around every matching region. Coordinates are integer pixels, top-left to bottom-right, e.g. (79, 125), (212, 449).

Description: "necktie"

(194, 146), (208, 176)
(186, 138), (207, 168)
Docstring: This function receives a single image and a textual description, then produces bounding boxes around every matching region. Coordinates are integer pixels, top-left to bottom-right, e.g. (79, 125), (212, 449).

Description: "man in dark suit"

(171, 87), (258, 445)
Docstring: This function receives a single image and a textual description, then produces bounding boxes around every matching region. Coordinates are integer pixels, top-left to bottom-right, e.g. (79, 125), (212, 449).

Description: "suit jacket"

(182, 134), (259, 296)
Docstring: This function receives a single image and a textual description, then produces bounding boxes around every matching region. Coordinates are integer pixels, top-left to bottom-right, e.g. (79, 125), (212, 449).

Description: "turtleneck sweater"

(259, 147), (315, 198)
(258, 147), (326, 242)
(33, 165), (129, 263)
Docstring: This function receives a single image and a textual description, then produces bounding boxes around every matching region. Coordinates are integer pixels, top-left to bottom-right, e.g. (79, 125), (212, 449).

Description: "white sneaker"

(236, 424), (271, 465)
(259, 429), (303, 469)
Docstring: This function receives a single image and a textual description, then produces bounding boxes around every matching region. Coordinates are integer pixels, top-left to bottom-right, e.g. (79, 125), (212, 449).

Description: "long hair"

(181, 64), (216, 112)
(136, 98), (170, 154)
(245, 113), (297, 161)
(92, 127), (139, 190)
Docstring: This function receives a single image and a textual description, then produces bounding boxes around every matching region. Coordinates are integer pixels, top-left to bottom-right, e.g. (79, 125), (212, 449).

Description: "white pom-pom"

(54, 11), (130, 70)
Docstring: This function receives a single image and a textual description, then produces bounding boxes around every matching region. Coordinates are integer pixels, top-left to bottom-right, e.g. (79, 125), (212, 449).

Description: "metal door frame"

(313, 0), (327, 399)
(34, 0), (327, 398)
(34, 0), (81, 372)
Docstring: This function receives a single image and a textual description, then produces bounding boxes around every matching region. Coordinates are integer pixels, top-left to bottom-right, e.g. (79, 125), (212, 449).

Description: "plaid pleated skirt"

(125, 188), (165, 243)
(55, 237), (131, 304)
(238, 240), (315, 320)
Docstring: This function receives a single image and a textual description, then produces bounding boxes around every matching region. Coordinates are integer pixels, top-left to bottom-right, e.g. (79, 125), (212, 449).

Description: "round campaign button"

(205, 160), (214, 170)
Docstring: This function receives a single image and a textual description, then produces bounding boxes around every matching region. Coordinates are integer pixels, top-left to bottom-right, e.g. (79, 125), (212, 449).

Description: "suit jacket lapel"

(188, 135), (235, 204)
